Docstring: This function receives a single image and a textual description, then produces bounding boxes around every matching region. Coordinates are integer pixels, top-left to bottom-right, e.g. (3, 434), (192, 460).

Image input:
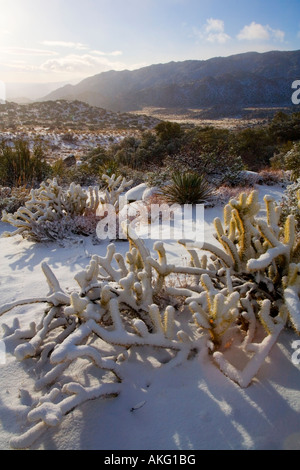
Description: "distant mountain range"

(42, 50), (300, 117)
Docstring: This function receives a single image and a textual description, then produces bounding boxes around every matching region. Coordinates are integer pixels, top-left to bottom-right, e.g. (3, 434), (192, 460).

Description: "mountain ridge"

(42, 50), (300, 116)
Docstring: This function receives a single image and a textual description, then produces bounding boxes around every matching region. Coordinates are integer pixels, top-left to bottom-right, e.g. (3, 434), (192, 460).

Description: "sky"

(0, 0), (299, 89)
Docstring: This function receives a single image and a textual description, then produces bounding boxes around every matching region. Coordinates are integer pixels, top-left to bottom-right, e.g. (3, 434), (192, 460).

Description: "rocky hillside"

(0, 100), (160, 131)
(42, 50), (300, 116)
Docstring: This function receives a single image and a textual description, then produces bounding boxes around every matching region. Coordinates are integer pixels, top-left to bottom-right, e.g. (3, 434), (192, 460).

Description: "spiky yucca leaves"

(160, 172), (213, 205)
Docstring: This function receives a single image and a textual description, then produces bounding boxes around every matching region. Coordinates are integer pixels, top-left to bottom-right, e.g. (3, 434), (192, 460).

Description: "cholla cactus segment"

(213, 300), (286, 388)
(100, 174), (133, 211)
(189, 274), (240, 344)
(283, 263), (300, 333)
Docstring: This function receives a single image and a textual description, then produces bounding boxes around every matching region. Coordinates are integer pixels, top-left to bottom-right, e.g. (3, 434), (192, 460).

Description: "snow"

(125, 184), (148, 203)
(0, 184), (299, 450)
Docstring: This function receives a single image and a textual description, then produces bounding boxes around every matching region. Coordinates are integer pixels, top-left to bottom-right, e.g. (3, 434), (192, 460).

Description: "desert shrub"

(212, 184), (254, 206)
(280, 179), (300, 233)
(61, 132), (77, 144)
(185, 126), (232, 156)
(231, 127), (276, 171)
(114, 133), (167, 169)
(268, 111), (300, 144)
(256, 168), (288, 186)
(0, 139), (51, 187)
(283, 143), (300, 182)
(155, 121), (183, 141)
(160, 172), (213, 204)
(271, 142), (300, 182)
(0, 186), (30, 214)
(163, 152), (245, 187)
(81, 147), (111, 174)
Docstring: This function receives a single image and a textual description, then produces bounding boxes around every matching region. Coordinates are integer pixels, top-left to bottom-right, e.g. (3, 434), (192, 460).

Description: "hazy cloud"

(39, 53), (126, 74)
(41, 41), (88, 50)
(237, 22), (285, 42)
(90, 50), (123, 57)
(0, 47), (58, 56)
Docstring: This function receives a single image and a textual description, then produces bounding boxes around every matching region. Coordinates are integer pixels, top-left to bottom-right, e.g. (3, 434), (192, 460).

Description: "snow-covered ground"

(0, 184), (299, 451)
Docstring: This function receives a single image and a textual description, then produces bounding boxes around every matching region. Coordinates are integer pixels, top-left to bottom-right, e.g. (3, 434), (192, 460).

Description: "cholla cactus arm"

(283, 263), (300, 333)
(74, 259), (100, 298)
(264, 195), (281, 235)
(178, 240), (234, 269)
(1, 207), (40, 238)
(240, 297), (256, 348)
(247, 215), (296, 274)
(14, 307), (61, 361)
(9, 381), (122, 450)
(229, 191), (260, 264)
(86, 186), (100, 214)
(0, 262), (70, 318)
(92, 244), (124, 282)
(213, 300), (285, 388)
(189, 274), (240, 345)
(101, 174), (133, 210)
(122, 222), (152, 276)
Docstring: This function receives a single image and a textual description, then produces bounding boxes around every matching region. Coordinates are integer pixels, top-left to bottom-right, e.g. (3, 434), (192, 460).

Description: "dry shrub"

(257, 168), (287, 186)
(212, 184), (253, 206)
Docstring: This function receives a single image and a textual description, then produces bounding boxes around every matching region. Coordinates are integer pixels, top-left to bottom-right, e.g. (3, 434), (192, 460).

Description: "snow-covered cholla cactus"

(181, 190), (299, 333)
(100, 174), (133, 211)
(1, 178), (100, 241)
(283, 263), (300, 333)
(1, 214), (296, 449)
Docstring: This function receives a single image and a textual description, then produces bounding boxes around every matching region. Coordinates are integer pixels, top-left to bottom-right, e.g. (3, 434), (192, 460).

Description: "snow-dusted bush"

(1, 175), (135, 242)
(212, 184), (253, 206)
(256, 168), (287, 186)
(0, 186), (30, 214)
(271, 142), (300, 182)
(1, 189), (300, 448)
(1, 178), (100, 241)
(280, 179), (300, 233)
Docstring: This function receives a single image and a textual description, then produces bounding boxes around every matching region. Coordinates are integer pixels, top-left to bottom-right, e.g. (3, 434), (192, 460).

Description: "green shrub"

(271, 141), (300, 182)
(160, 172), (213, 205)
(0, 139), (50, 187)
(280, 179), (300, 233)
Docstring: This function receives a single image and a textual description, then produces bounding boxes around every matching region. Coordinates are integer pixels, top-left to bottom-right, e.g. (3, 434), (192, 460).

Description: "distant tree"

(269, 112), (300, 144)
(155, 121), (183, 141)
(231, 128), (276, 170)
(271, 141), (300, 181)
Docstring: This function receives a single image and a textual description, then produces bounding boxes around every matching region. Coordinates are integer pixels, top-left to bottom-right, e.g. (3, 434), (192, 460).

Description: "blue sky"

(0, 0), (299, 84)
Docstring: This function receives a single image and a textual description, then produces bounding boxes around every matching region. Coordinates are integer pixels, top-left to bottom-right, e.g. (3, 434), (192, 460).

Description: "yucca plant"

(160, 172), (213, 205)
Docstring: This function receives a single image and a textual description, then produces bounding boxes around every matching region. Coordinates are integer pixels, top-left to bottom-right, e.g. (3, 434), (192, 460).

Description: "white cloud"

(205, 18), (225, 34)
(90, 50), (123, 57)
(39, 53), (126, 75)
(194, 18), (231, 44)
(41, 41), (88, 50)
(237, 22), (285, 42)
